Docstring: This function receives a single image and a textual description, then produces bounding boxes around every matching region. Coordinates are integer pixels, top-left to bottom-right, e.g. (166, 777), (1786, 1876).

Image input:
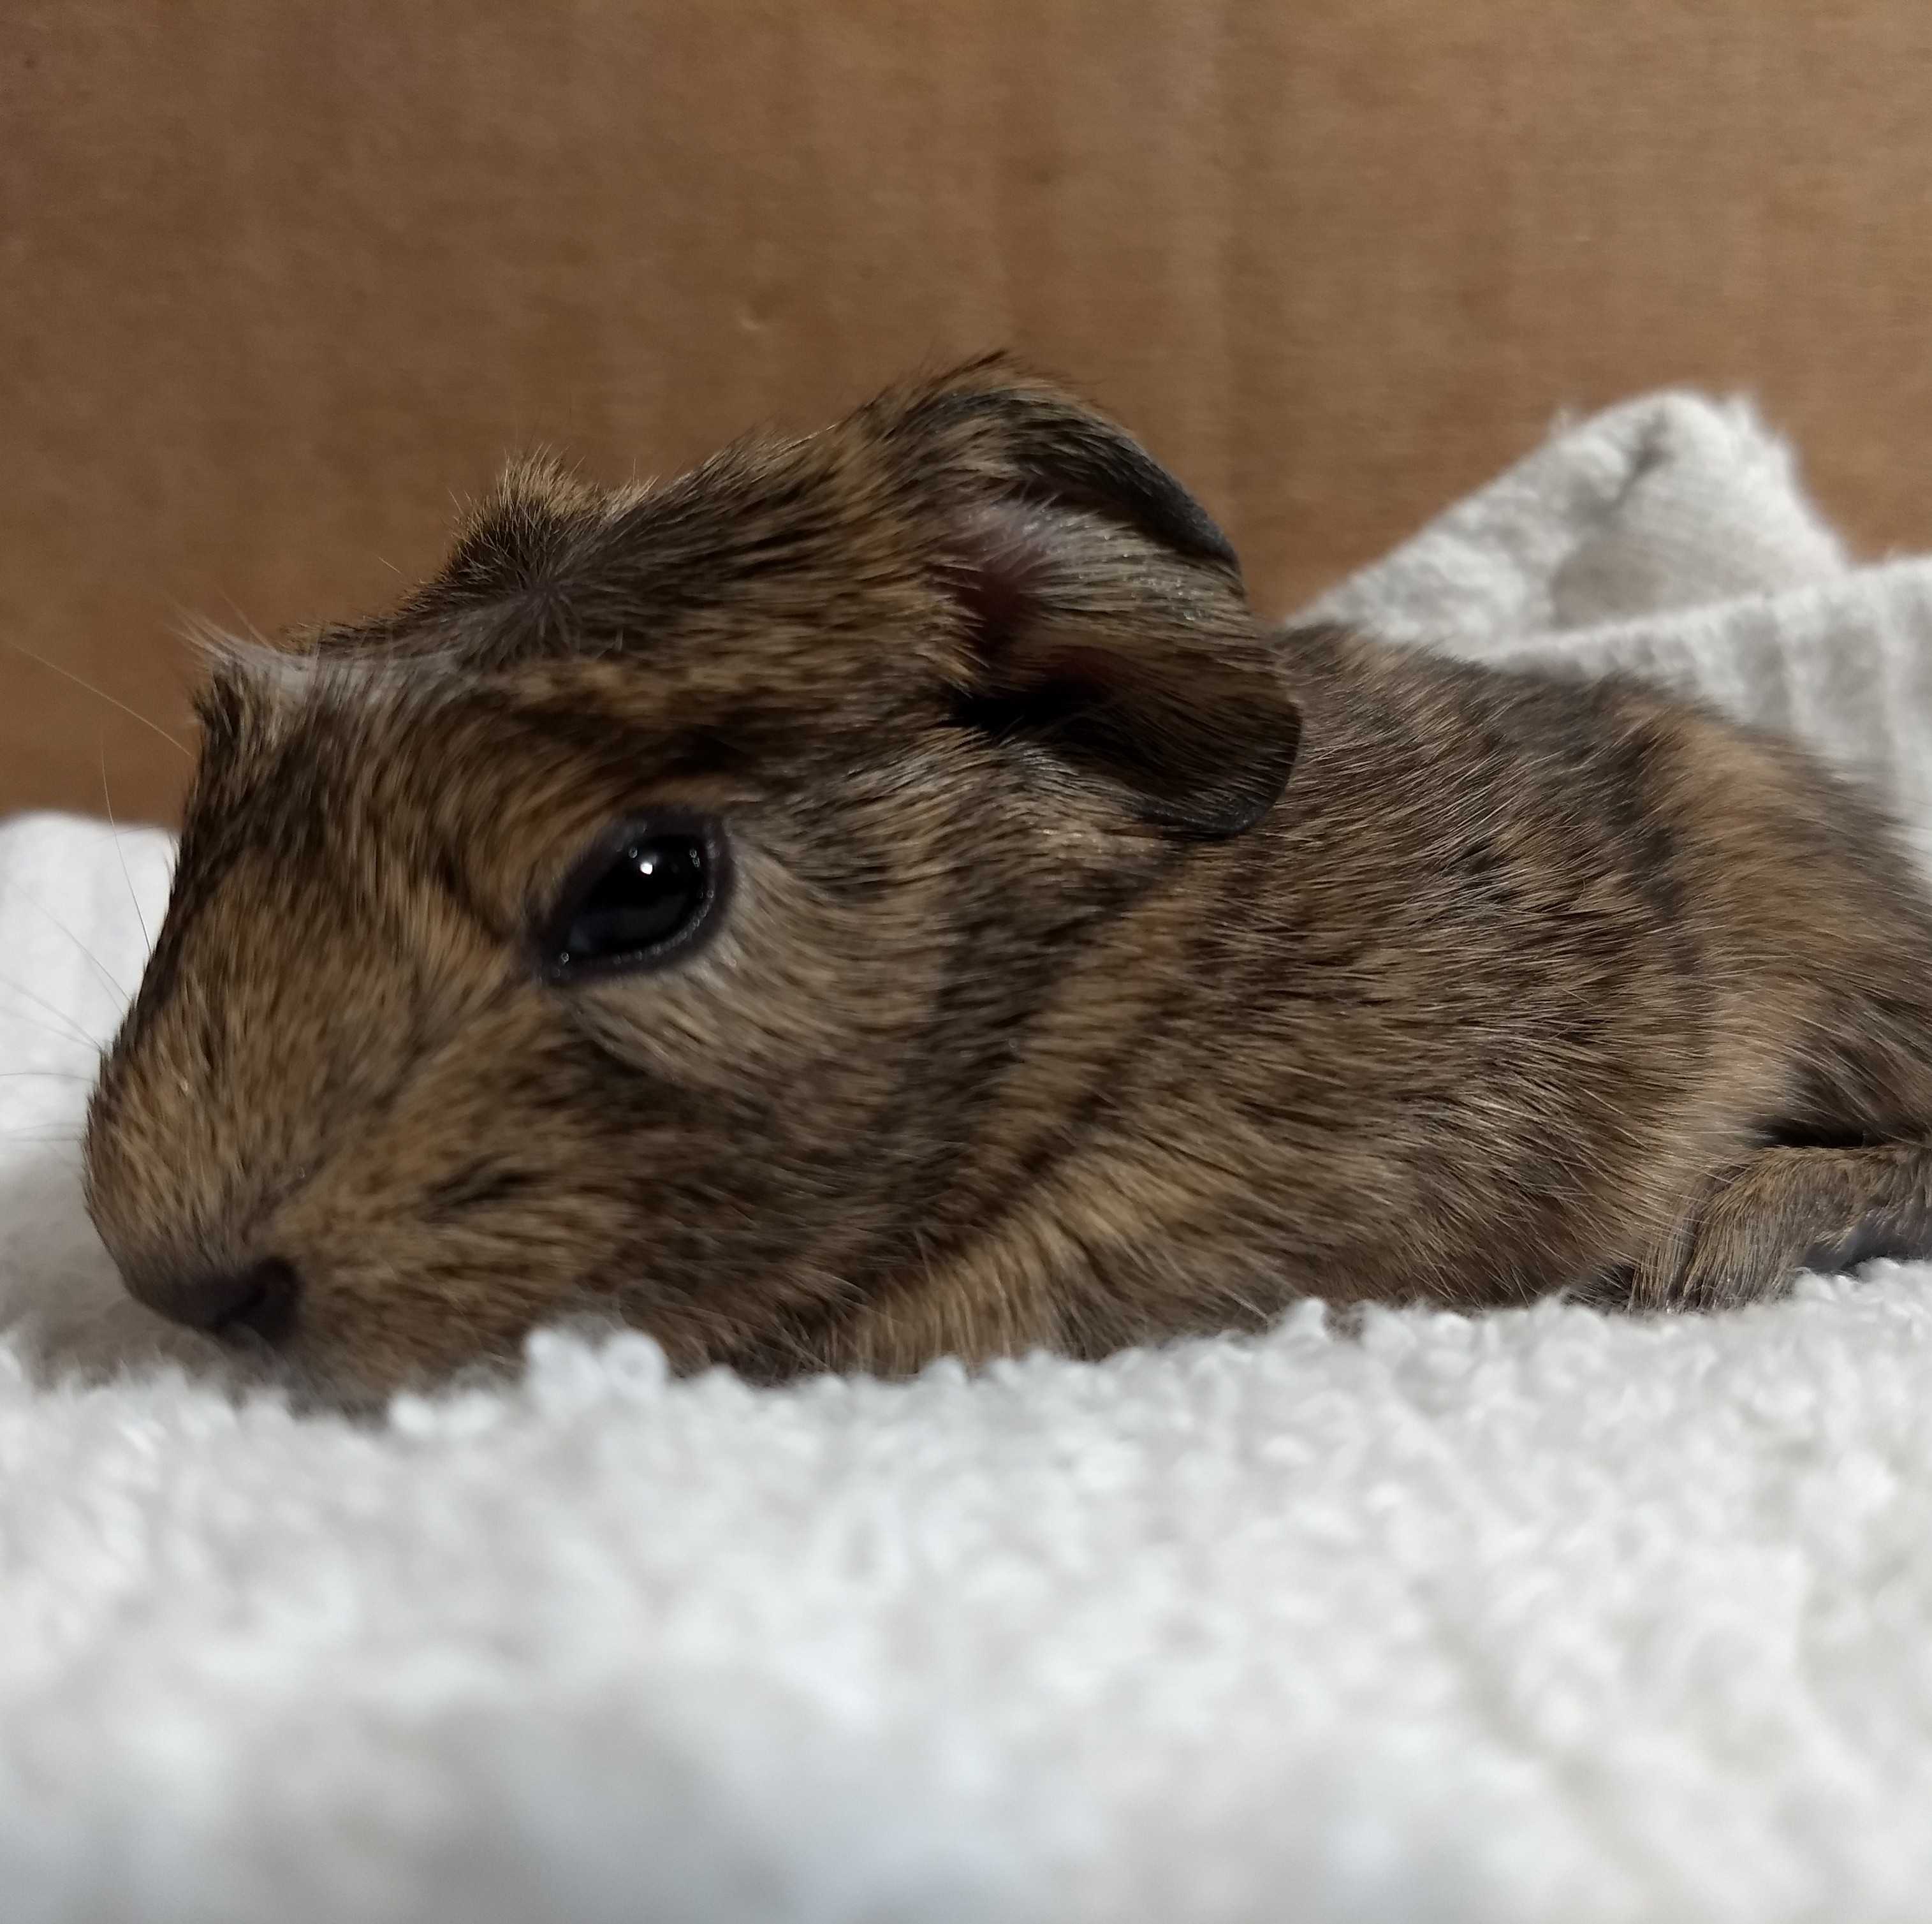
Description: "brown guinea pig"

(82, 356), (1932, 1399)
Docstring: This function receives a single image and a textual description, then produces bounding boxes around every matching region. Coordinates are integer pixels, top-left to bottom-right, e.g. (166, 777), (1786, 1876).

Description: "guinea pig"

(81, 355), (1932, 1399)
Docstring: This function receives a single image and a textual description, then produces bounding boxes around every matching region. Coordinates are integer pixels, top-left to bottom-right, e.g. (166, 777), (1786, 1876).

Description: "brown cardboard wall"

(6, 2), (1932, 823)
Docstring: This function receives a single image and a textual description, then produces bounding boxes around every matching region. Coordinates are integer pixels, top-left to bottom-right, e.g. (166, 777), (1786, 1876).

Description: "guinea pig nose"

(166, 1257), (303, 1346)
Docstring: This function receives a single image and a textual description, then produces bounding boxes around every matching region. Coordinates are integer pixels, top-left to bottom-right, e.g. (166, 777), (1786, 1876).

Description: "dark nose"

(147, 1256), (303, 1346)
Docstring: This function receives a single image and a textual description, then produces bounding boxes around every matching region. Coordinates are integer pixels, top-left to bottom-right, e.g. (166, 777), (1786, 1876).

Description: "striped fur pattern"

(82, 358), (1932, 1397)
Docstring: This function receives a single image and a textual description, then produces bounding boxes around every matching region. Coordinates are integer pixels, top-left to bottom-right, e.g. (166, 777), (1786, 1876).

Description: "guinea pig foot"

(1635, 1142), (1932, 1311)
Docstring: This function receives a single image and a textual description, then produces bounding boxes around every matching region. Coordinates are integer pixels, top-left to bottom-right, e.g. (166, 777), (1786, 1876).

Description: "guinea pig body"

(82, 358), (1932, 1397)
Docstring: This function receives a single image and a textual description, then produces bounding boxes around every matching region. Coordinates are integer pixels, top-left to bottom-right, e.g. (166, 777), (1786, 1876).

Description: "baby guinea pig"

(83, 355), (1932, 1399)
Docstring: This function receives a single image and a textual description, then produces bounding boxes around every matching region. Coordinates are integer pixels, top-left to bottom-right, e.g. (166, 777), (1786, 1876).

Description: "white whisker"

(100, 746), (152, 957)
(0, 876), (131, 1005)
(8, 642), (189, 758)
(0, 979), (106, 1056)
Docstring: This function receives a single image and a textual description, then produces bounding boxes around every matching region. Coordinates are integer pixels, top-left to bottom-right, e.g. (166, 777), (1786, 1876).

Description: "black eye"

(538, 816), (729, 981)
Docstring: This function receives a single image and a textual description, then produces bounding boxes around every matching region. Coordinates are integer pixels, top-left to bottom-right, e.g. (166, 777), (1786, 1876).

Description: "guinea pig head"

(82, 358), (1301, 1397)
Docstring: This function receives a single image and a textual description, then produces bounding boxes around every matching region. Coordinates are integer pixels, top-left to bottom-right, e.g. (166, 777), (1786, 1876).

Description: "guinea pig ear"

(887, 363), (1301, 839)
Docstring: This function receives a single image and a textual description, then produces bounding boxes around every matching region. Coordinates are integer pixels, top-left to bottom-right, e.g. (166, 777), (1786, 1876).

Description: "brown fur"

(81, 356), (1932, 1399)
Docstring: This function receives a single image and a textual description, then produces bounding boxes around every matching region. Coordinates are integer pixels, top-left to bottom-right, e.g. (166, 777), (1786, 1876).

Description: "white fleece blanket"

(7, 396), (1932, 1923)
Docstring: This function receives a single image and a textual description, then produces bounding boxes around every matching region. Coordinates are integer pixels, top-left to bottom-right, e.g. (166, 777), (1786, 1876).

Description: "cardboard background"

(6, 1), (1932, 822)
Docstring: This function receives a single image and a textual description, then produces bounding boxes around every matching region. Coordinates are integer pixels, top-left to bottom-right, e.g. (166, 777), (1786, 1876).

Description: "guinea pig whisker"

(0, 979), (108, 1057)
(0, 876), (132, 1004)
(6, 642), (189, 759)
(99, 747), (152, 955)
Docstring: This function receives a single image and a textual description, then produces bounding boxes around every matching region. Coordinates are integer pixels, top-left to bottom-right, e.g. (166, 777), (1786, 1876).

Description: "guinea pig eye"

(536, 814), (729, 982)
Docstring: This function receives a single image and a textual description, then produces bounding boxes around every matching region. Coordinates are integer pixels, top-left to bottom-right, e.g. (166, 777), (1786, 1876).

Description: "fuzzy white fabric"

(6, 397), (1932, 1923)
